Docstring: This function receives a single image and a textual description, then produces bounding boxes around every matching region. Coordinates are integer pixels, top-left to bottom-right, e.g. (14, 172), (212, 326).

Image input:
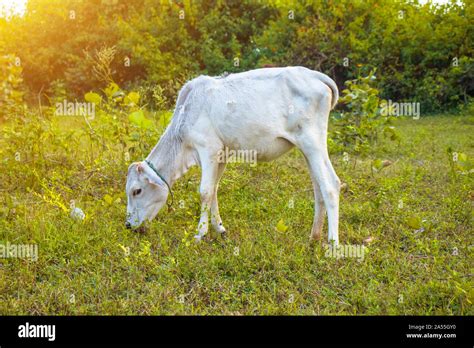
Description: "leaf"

(129, 110), (153, 129)
(453, 152), (473, 172)
(129, 110), (144, 124)
(276, 219), (288, 232)
(406, 216), (422, 230)
(104, 83), (120, 98)
(142, 119), (153, 129)
(84, 92), (102, 105)
(458, 152), (468, 162)
(372, 159), (383, 171)
(103, 194), (113, 205)
(124, 91), (140, 106)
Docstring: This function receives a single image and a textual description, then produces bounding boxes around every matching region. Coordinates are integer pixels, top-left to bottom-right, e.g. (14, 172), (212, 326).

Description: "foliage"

(257, 0), (473, 112)
(78, 81), (164, 163)
(0, 0), (471, 110)
(0, 54), (25, 119)
(332, 71), (399, 157)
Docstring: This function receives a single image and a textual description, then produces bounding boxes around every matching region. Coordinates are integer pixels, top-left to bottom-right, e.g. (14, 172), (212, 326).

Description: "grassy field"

(0, 113), (472, 315)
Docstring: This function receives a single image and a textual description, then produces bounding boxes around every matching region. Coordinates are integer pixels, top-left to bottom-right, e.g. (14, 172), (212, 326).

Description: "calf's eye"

(133, 188), (142, 196)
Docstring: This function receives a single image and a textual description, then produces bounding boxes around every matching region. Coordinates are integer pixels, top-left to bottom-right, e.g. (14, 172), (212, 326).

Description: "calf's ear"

(132, 161), (166, 187)
(136, 162), (145, 174)
(143, 167), (166, 187)
(127, 162), (141, 175)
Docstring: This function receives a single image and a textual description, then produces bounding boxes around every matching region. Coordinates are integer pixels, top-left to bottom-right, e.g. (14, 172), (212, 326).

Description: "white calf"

(125, 66), (340, 245)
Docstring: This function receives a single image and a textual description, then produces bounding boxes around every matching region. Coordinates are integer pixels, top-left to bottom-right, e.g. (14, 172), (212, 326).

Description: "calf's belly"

(210, 106), (297, 162)
(222, 134), (294, 162)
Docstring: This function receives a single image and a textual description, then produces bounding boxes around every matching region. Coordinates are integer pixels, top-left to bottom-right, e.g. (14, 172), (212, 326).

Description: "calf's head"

(125, 162), (169, 230)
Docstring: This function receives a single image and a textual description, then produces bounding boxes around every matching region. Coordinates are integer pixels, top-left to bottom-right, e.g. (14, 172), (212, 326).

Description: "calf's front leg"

(195, 151), (219, 242)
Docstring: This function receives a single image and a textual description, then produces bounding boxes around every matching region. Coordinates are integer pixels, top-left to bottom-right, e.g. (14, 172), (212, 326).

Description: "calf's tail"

(314, 71), (339, 110)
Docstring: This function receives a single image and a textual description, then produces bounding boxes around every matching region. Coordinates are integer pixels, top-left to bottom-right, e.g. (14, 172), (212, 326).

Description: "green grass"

(0, 114), (472, 315)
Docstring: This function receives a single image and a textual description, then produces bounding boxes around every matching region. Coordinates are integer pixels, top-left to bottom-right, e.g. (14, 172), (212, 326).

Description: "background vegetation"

(0, 0), (472, 315)
(1, 0), (473, 111)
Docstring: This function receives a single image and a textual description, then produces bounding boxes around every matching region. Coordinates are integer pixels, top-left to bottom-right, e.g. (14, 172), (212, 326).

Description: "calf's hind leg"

(308, 178), (326, 241)
(297, 135), (340, 245)
(211, 163), (227, 234)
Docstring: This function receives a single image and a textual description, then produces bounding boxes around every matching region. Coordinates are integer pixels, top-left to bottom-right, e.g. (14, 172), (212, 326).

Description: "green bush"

(332, 71), (399, 157)
(0, 54), (25, 120)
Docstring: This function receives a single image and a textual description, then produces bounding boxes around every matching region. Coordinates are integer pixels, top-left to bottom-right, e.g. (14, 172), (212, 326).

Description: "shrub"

(332, 71), (399, 157)
(0, 54), (25, 120)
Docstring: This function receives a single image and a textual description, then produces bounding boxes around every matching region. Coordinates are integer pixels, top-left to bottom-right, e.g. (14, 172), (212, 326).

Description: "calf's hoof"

(212, 222), (226, 234)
